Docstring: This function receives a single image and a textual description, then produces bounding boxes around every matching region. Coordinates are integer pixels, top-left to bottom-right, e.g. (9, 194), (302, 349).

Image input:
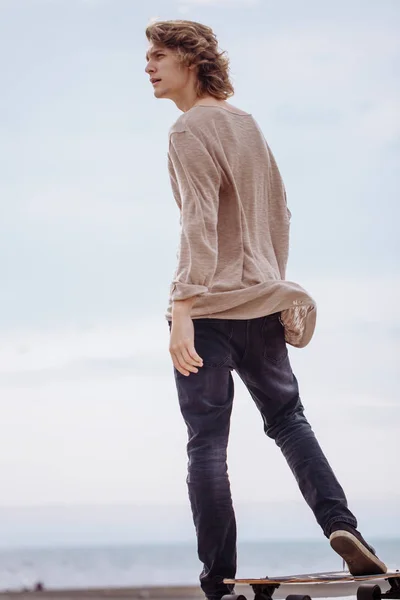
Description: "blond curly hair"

(145, 19), (234, 100)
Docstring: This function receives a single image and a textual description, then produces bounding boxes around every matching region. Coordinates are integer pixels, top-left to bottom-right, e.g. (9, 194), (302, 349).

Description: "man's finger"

(188, 346), (203, 365)
(173, 359), (190, 376)
(171, 351), (198, 375)
(178, 357), (199, 374)
(173, 340), (202, 366)
(173, 352), (198, 373)
(181, 347), (201, 370)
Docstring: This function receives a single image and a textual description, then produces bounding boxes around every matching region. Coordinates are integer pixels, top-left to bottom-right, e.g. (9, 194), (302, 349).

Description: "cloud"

(177, 0), (259, 14)
(354, 99), (400, 146)
(179, 0), (258, 5)
(0, 276), (398, 511)
(0, 0), (398, 514)
(0, 316), (169, 376)
(1, 274), (399, 392)
(235, 22), (400, 149)
(0, 357), (143, 388)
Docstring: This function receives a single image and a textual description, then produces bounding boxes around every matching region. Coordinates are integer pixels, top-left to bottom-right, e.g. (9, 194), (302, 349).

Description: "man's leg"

(236, 314), (386, 574)
(171, 319), (237, 600)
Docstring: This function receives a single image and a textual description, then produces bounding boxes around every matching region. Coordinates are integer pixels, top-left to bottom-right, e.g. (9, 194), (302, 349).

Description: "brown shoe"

(329, 523), (387, 576)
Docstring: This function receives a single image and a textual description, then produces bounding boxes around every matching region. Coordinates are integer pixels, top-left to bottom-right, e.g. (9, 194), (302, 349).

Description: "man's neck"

(175, 94), (224, 113)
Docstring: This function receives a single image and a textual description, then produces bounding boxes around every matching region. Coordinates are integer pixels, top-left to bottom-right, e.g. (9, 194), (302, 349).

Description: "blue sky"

(0, 0), (399, 546)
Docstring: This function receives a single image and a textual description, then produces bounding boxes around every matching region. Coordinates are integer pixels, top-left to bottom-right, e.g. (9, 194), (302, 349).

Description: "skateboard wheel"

(357, 584), (382, 600)
(286, 595), (312, 600)
(221, 595), (247, 600)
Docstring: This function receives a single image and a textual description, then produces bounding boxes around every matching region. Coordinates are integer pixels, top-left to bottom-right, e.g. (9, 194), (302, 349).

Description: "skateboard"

(222, 569), (400, 600)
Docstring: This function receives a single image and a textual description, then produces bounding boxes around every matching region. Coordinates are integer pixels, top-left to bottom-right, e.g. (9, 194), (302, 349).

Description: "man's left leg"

(236, 314), (387, 575)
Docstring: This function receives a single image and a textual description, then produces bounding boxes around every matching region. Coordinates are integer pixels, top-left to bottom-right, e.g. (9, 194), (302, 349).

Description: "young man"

(145, 19), (387, 600)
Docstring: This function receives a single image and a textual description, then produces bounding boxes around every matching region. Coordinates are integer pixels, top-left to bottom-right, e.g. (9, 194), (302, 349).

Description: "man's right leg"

(172, 319), (237, 600)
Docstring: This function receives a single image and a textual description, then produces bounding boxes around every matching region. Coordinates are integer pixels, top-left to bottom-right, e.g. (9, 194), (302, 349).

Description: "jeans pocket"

(261, 313), (288, 365)
(193, 319), (233, 368)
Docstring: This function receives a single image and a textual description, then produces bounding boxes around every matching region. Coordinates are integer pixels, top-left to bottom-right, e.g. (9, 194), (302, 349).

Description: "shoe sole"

(330, 530), (387, 576)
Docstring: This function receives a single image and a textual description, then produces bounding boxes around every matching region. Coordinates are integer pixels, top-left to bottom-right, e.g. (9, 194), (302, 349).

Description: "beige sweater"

(166, 105), (316, 348)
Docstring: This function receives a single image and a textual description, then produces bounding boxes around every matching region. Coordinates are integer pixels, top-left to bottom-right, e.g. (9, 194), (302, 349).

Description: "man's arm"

(168, 129), (221, 307)
(266, 147), (291, 280)
(172, 296), (196, 318)
(168, 128), (220, 376)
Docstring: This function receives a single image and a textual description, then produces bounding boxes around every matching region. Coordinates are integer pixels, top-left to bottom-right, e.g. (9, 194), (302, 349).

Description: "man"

(145, 19), (387, 600)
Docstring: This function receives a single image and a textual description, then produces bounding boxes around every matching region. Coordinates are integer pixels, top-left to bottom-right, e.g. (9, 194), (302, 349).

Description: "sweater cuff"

(171, 282), (208, 301)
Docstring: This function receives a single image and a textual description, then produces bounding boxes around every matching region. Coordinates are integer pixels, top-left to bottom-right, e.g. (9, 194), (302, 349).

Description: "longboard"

(222, 569), (400, 600)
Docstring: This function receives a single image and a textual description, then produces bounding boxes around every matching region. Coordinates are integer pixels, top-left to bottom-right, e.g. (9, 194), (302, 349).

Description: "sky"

(0, 0), (399, 547)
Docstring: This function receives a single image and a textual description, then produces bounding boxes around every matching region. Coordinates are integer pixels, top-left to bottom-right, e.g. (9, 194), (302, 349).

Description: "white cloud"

(1, 275), (398, 378)
(0, 0), (398, 522)
(235, 23), (400, 149)
(242, 24), (399, 90)
(177, 0), (259, 13)
(0, 276), (398, 508)
(0, 316), (169, 375)
(354, 99), (400, 146)
(179, 0), (258, 5)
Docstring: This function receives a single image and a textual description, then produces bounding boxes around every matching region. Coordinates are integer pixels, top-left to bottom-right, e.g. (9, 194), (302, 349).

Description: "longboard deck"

(224, 570), (400, 585)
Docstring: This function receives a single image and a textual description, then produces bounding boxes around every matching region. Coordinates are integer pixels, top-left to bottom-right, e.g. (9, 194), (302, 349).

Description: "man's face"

(145, 42), (195, 100)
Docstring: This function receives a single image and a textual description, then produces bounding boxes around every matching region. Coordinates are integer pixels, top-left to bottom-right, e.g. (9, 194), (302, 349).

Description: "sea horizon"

(0, 538), (398, 591)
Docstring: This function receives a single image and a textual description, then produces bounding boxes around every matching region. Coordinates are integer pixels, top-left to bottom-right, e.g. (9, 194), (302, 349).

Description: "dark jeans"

(169, 314), (357, 600)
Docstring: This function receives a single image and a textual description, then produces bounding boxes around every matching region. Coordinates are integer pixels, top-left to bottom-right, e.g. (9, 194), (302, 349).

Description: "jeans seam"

(237, 319), (251, 368)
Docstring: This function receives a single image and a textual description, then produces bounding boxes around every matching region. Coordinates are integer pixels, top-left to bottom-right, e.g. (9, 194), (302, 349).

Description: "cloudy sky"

(0, 0), (399, 546)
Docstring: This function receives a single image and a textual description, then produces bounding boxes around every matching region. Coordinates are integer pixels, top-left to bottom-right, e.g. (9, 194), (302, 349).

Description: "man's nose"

(145, 63), (154, 74)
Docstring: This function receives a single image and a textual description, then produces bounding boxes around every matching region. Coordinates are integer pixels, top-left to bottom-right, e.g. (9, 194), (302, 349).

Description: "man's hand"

(169, 310), (203, 377)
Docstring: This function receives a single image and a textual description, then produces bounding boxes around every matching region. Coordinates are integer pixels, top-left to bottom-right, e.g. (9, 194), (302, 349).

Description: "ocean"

(0, 538), (399, 592)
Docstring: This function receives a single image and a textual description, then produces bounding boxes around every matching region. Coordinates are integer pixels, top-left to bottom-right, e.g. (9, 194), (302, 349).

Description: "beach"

(0, 587), (203, 600)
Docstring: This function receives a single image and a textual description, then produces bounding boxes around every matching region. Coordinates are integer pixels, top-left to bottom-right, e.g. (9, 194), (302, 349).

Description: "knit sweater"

(166, 105), (316, 348)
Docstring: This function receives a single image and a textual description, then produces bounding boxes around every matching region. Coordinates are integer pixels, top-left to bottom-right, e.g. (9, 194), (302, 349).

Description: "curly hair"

(145, 19), (234, 100)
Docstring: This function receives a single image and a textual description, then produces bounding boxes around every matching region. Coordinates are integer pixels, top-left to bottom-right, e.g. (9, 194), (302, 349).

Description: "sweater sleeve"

(267, 148), (291, 280)
(168, 130), (221, 302)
